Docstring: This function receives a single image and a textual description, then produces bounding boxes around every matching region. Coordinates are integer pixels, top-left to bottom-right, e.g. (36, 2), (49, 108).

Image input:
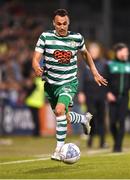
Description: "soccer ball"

(60, 143), (80, 164)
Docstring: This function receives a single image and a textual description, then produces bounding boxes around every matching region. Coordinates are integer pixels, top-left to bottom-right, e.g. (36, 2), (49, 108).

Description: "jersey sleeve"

(78, 34), (86, 51)
(35, 33), (45, 53)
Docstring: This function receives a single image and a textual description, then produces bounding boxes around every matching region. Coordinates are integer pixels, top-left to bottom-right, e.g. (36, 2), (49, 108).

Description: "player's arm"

(81, 48), (108, 86)
(32, 51), (43, 77)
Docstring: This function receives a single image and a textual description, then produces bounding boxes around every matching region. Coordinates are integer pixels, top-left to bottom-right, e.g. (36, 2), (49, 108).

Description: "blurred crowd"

(0, 1), (45, 105)
(0, 1), (46, 136)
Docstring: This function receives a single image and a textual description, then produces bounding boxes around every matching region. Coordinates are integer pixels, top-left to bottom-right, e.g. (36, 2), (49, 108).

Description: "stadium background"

(0, 0), (130, 136)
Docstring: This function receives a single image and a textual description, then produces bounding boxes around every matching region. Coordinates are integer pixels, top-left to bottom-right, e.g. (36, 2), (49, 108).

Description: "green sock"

(69, 111), (85, 124)
(56, 115), (67, 149)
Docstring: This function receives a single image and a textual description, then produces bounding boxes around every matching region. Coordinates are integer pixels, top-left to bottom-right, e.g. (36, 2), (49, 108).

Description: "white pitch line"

(0, 157), (50, 165)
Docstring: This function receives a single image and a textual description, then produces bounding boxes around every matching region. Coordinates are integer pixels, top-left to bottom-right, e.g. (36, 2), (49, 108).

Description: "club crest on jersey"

(70, 41), (76, 47)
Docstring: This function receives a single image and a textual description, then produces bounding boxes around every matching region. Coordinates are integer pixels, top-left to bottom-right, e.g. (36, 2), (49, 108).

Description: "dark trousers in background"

(109, 96), (128, 152)
(86, 96), (106, 148)
(29, 107), (40, 136)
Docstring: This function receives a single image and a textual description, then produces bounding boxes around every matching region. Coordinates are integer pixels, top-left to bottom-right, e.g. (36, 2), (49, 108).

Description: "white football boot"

(51, 148), (62, 161)
(82, 112), (93, 135)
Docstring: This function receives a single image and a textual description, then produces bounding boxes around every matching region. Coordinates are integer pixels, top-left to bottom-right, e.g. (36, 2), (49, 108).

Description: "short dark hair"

(53, 9), (69, 19)
(113, 43), (128, 52)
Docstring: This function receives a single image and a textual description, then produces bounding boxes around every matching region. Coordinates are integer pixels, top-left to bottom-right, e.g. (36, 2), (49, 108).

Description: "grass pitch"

(0, 134), (130, 179)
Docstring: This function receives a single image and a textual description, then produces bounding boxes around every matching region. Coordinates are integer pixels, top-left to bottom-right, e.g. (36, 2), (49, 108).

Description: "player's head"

(113, 43), (129, 61)
(53, 9), (70, 37)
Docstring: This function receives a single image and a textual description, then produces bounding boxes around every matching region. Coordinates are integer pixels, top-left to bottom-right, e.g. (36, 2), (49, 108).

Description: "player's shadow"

(26, 164), (78, 174)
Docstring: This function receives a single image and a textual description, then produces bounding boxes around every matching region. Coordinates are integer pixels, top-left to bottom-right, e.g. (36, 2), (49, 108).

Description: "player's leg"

(52, 82), (76, 159)
(55, 81), (93, 135)
(63, 82), (93, 134)
(56, 93), (92, 137)
(67, 111), (92, 135)
(51, 94), (92, 160)
(44, 82), (62, 160)
(51, 96), (69, 161)
(51, 81), (92, 160)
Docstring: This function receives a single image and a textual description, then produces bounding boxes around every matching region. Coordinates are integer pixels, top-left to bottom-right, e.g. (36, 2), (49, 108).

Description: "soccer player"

(32, 9), (107, 161)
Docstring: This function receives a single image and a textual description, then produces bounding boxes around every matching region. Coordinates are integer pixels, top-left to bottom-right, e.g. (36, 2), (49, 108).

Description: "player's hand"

(34, 66), (43, 77)
(94, 72), (108, 86)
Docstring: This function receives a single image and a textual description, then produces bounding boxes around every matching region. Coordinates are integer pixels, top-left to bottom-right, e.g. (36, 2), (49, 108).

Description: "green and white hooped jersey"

(35, 30), (86, 85)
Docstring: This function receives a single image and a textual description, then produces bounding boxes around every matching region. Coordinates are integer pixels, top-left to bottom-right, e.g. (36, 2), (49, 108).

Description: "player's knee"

(55, 104), (66, 116)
